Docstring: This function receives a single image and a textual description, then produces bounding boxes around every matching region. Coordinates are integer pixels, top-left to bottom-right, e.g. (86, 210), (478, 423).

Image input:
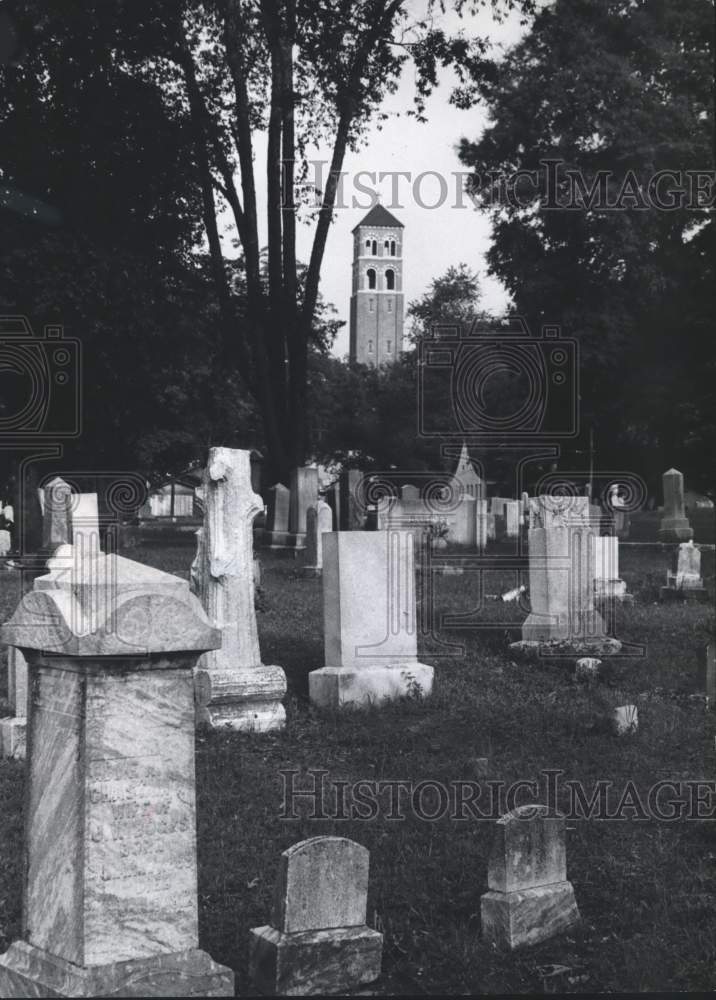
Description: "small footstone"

(249, 836), (382, 996)
(575, 658), (601, 683)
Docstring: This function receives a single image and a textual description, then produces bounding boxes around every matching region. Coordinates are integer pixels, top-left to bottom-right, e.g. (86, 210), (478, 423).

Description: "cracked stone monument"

(288, 466), (319, 549)
(660, 539), (708, 602)
(510, 496), (621, 659)
(264, 483), (291, 548)
(301, 500), (333, 577)
(481, 805), (580, 950)
(309, 530), (434, 708)
(0, 546), (234, 997)
(249, 836), (382, 996)
(658, 468), (693, 542)
(191, 447), (286, 731)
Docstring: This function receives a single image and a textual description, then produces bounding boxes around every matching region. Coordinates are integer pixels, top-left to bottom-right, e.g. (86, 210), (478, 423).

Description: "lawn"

(1, 541), (715, 995)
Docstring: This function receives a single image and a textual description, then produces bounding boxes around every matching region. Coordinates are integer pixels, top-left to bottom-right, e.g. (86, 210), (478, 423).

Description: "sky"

(217, 2), (530, 358)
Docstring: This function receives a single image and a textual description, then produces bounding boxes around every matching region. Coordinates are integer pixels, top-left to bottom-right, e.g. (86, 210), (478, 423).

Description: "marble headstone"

(658, 468), (693, 542)
(288, 466), (319, 548)
(264, 483), (291, 548)
(249, 837), (382, 995)
(302, 500), (333, 577)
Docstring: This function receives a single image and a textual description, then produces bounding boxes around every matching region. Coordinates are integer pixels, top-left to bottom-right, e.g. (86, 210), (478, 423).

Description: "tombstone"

(660, 540), (708, 601)
(658, 468), (693, 542)
(41, 476), (73, 550)
(288, 466), (319, 548)
(0, 548), (234, 997)
(510, 496), (621, 659)
(339, 468), (365, 531)
(249, 836), (382, 995)
(521, 492), (530, 522)
(264, 483), (291, 548)
(0, 529), (10, 556)
(593, 536), (629, 600)
(70, 491), (101, 558)
(486, 512), (496, 542)
(575, 657), (601, 683)
(451, 494), (476, 546)
(302, 500), (333, 577)
(451, 443), (484, 500)
(614, 704), (638, 734)
(476, 499), (488, 551)
(400, 484), (420, 501)
(0, 647), (28, 758)
(191, 448), (287, 731)
(504, 501), (520, 539)
(309, 531), (434, 708)
(481, 805), (580, 950)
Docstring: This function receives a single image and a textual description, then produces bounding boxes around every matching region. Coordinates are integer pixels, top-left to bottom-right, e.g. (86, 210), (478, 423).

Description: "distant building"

(349, 204), (404, 366)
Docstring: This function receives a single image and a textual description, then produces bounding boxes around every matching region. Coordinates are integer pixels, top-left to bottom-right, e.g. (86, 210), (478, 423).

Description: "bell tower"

(349, 204), (404, 366)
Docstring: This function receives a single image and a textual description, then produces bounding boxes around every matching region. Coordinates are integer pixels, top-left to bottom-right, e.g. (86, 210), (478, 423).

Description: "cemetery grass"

(0, 544), (714, 995)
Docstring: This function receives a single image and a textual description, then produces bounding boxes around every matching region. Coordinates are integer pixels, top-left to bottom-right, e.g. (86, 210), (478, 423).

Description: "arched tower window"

(390, 240), (396, 256)
(366, 268), (376, 289)
(368, 339), (374, 353)
(371, 239), (377, 255)
(385, 268), (395, 290)
(365, 238), (371, 249)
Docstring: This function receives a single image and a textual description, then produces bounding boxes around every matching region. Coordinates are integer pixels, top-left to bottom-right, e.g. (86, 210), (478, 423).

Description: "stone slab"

(0, 941), (234, 997)
(0, 715), (26, 759)
(510, 637), (622, 661)
(481, 881), (580, 950)
(249, 924), (382, 996)
(274, 838), (369, 933)
(309, 663), (434, 709)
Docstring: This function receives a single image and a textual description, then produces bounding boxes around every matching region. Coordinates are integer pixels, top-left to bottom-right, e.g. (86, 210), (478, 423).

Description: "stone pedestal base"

(195, 664), (287, 731)
(0, 941), (234, 997)
(660, 586), (709, 603)
(481, 881), (580, 950)
(263, 531), (291, 549)
(658, 519), (693, 543)
(521, 609), (606, 644)
(249, 924), (382, 996)
(0, 715), (26, 759)
(309, 662), (434, 709)
(510, 636), (622, 661)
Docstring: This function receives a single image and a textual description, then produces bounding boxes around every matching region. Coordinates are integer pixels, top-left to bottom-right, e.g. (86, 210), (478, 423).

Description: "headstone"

(288, 466), (319, 548)
(451, 443), (484, 499)
(593, 536), (628, 600)
(0, 647), (28, 758)
(486, 512), (496, 542)
(451, 494), (476, 546)
(70, 491), (101, 558)
(658, 468), (693, 542)
(510, 496), (621, 659)
(309, 531), (434, 708)
(0, 548), (234, 997)
(41, 476), (73, 550)
(614, 704), (638, 734)
(481, 805), (580, 949)
(0, 530), (10, 556)
(302, 500), (333, 577)
(249, 837), (382, 995)
(401, 484), (420, 501)
(264, 483), (291, 548)
(339, 469), (364, 531)
(504, 501), (520, 539)
(476, 499), (488, 551)
(521, 492), (530, 522)
(191, 448), (286, 731)
(660, 540), (708, 601)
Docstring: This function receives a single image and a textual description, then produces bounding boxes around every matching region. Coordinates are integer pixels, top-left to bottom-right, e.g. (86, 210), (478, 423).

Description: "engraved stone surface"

(190, 447), (286, 731)
(309, 531), (434, 709)
(249, 837), (382, 996)
(481, 806), (579, 950)
(0, 560), (233, 997)
(70, 492), (101, 558)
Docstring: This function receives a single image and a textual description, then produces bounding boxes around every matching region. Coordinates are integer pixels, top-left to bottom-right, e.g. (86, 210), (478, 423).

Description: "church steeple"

(349, 205), (404, 366)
